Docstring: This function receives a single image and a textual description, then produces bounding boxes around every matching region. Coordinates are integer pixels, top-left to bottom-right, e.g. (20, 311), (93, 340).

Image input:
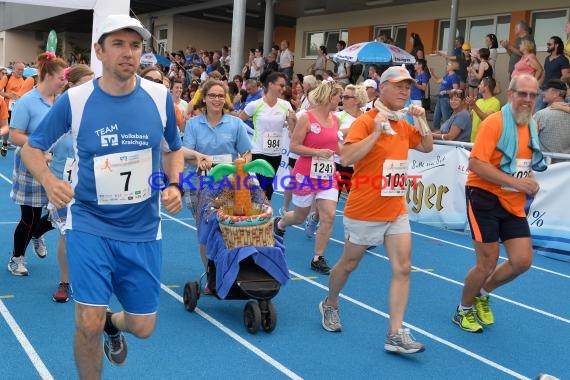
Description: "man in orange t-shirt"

(318, 66), (433, 354)
(453, 74), (544, 333)
(0, 62), (25, 119)
(0, 96), (8, 156)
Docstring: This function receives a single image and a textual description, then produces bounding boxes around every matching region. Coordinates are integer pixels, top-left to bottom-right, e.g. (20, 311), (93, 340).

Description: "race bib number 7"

(93, 148), (152, 205)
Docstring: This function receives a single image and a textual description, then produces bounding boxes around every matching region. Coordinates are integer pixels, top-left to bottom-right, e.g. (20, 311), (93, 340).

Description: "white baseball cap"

(379, 66), (413, 85)
(95, 14), (151, 42)
(362, 79), (377, 90)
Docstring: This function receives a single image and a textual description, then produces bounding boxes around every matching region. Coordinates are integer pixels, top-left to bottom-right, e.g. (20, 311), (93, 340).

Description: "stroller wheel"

(243, 301), (262, 334)
(259, 300), (277, 333)
(183, 281), (199, 312)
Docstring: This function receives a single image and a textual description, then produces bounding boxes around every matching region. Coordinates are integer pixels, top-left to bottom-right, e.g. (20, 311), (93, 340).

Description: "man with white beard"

(453, 74), (547, 333)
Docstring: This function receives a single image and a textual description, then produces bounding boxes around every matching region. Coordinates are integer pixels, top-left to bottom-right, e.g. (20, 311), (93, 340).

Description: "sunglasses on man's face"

(143, 76), (163, 84)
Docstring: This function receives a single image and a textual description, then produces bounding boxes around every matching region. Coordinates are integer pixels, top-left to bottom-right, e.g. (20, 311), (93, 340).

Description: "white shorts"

(292, 188), (338, 208)
(343, 214), (410, 246)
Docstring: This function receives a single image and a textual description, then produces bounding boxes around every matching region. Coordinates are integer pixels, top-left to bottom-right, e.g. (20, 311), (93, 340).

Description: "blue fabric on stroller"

(199, 207), (289, 299)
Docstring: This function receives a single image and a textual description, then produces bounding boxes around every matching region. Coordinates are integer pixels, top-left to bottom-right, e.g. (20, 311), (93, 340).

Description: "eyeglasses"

(546, 43), (553, 46)
(206, 93), (225, 100)
(512, 90), (538, 100)
(143, 76), (163, 83)
(340, 95), (356, 99)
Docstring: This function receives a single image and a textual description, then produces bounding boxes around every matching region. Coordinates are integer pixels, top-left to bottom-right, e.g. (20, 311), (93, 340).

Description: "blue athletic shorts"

(66, 229), (162, 314)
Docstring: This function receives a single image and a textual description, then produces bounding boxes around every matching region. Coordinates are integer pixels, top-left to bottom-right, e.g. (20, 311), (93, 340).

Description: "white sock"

(458, 304), (472, 312)
(479, 288), (489, 297)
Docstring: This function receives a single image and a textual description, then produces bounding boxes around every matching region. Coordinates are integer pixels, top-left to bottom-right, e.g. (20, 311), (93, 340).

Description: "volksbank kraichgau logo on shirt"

(95, 123), (119, 147)
(101, 134), (119, 147)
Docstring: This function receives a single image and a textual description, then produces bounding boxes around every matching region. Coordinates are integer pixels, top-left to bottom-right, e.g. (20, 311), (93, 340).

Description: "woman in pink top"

(511, 40), (544, 81)
(274, 81), (343, 274)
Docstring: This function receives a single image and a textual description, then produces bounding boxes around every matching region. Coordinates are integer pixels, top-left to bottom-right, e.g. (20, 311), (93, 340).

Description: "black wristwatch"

(167, 182), (184, 196)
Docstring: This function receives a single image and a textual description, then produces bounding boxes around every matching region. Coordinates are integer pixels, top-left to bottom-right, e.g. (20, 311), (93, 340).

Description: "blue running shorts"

(66, 229), (162, 314)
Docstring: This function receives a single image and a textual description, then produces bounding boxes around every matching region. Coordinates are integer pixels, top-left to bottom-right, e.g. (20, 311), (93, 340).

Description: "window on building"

(496, 15), (511, 45)
(439, 15), (511, 52)
(438, 19), (466, 52)
(467, 15), (511, 50)
(531, 9), (569, 50)
(374, 25), (407, 48)
(157, 28), (168, 56)
(305, 30), (348, 57)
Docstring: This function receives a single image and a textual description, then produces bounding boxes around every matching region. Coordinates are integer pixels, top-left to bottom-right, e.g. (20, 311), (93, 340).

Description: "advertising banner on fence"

(528, 161), (570, 261)
(406, 145), (469, 230)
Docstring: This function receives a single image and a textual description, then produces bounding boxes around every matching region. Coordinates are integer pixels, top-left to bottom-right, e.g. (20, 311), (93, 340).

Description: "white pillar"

(262, 0), (275, 59)
(91, 0), (130, 77)
(229, 0), (246, 79)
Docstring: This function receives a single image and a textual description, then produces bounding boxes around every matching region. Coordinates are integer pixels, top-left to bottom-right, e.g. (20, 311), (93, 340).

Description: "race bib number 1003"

(381, 159), (408, 196)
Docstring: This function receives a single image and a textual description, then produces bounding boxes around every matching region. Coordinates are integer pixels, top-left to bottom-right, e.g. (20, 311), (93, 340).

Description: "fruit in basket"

(209, 158), (275, 216)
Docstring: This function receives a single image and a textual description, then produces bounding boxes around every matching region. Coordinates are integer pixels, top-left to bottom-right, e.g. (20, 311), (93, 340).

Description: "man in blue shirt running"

(21, 14), (184, 378)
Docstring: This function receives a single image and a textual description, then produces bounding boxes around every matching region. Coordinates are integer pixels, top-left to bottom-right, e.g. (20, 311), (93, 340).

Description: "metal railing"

(434, 140), (570, 164)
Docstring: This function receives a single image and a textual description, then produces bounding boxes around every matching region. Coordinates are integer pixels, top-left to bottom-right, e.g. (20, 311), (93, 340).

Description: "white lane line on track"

(0, 300), (54, 380)
(160, 213), (303, 380)
(291, 224), (570, 325)
(411, 231), (570, 280)
(273, 192), (570, 280)
(162, 211), (529, 378)
(290, 270), (529, 380)
(0, 172), (12, 184)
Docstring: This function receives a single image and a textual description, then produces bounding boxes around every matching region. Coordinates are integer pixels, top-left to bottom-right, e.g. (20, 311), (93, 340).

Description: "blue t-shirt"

(543, 55), (570, 84)
(49, 132), (74, 181)
(9, 88), (53, 206)
(183, 113), (252, 176)
(411, 72), (429, 101)
(10, 88), (52, 136)
(28, 77), (182, 242)
(438, 72), (460, 96)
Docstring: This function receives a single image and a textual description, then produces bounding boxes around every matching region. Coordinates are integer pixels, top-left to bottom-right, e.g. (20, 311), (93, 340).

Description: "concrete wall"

(2, 30), (44, 66)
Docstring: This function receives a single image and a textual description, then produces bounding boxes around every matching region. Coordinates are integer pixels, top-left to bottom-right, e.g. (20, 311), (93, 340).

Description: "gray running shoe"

(8, 256), (28, 276)
(103, 311), (128, 366)
(304, 212), (318, 238)
(384, 328), (425, 354)
(32, 236), (47, 258)
(319, 300), (341, 332)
